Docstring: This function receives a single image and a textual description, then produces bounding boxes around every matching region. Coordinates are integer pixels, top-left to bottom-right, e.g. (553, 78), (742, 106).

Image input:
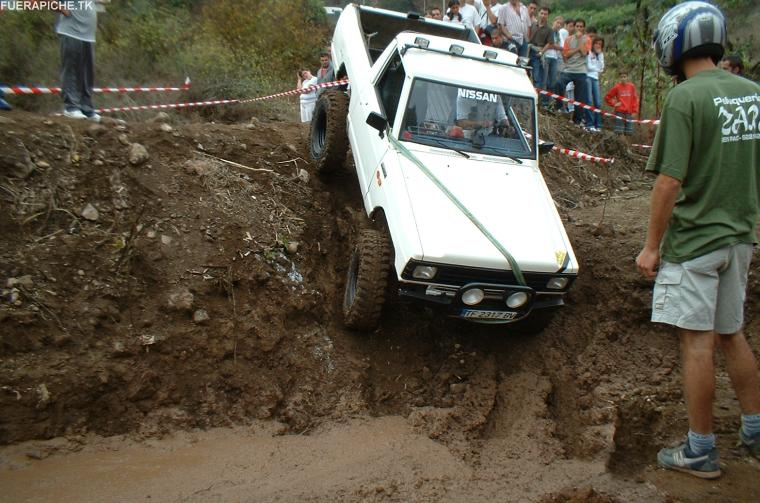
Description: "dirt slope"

(1, 110), (759, 502)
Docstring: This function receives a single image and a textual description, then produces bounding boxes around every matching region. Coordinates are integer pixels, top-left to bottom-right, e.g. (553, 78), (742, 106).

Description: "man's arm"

(636, 173), (682, 279)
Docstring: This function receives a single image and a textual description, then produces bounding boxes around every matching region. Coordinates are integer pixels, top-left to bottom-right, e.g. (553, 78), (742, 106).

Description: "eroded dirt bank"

(1, 110), (759, 502)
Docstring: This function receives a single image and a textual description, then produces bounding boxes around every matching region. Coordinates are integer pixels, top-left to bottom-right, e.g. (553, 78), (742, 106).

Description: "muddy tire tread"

(309, 90), (349, 174)
(343, 229), (391, 331)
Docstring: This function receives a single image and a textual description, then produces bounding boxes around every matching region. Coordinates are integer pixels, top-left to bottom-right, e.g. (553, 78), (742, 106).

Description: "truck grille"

(401, 261), (574, 292)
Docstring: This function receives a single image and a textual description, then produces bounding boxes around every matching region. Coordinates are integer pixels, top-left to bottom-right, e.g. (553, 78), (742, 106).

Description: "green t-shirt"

(646, 69), (760, 263)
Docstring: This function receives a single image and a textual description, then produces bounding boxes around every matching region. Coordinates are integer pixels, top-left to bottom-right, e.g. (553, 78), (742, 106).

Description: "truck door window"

(376, 52), (406, 127)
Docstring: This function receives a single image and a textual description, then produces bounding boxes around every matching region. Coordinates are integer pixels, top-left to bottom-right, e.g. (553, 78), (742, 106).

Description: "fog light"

(414, 37), (430, 48)
(546, 277), (569, 290)
(506, 291), (528, 308)
(483, 50), (498, 60)
(462, 288), (484, 306)
(412, 265), (437, 280)
(449, 44), (464, 55)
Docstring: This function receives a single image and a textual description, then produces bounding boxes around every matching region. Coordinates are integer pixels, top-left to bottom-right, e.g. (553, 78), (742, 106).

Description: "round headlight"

(462, 288), (485, 306)
(413, 265), (438, 280)
(506, 291), (529, 308)
(546, 277), (569, 290)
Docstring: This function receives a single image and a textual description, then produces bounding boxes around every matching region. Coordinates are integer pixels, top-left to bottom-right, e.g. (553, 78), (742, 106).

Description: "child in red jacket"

(604, 71), (639, 136)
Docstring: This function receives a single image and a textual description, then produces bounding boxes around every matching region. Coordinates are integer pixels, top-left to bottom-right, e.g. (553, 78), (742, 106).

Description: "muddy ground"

(0, 109), (758, 502)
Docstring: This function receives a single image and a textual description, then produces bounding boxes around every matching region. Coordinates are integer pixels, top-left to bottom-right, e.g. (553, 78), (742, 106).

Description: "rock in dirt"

(1, 138), (36, 178)
(36, 384), (51, 410)
(36, 160), (50, 169)
(167, 288), (194, 312)
(183, 159), (214, 176)
(192, 309), (210, 324)
(128, 143), (149, 166)
(286, 241), (300, 254)
(159, 123), (173, 133)
(117, 133), (129, 146)
(0, 116), (16, 125)
(86, 124), (107, 137)
(81, 203), (100, 221)
(6, 275), (33, 289)
(149, 112), (171, 123)
(297, 168), (310, 184)
(160, 234), (172, 245)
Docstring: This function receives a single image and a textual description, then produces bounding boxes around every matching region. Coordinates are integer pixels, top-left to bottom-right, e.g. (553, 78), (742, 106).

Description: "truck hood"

(395, 146), (575, 273)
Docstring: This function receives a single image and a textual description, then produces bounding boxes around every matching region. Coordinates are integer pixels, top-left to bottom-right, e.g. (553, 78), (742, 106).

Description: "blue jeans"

(558, 72), (591, 125)
(588, 77), (602, 129)
(530, 50), (544, 89)
(542, 57), (559, 107)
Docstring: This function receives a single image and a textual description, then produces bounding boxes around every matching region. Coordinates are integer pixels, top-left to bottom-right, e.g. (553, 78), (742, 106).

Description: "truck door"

(350, 49), (406, 196)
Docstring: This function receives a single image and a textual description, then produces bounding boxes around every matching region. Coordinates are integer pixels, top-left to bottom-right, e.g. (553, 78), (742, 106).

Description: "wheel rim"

(312, 107), (326, 155)
(344, 248), (360, 309)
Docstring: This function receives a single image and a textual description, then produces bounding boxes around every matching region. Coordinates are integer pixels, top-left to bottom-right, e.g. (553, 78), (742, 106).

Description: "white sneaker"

(63, 108), (87, 120)
(85, 112), (101, 123)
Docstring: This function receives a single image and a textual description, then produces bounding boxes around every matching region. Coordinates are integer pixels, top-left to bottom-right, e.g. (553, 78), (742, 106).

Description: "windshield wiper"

(477, 145), (524, 164)
(427, 137), (470, 159)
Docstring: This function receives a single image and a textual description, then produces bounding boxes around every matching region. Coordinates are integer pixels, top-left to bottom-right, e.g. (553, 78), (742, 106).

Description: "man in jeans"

(56, 3), (99, 121)
(637, 1), (760, 479)
(541, 15), (563, 110)
(558, 18), (591, 127)
(527, 6), (552, 92)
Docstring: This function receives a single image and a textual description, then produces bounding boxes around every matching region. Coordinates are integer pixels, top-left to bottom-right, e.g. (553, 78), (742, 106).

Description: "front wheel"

(309, 90), (349, 174)
(343, 229), (391, 331)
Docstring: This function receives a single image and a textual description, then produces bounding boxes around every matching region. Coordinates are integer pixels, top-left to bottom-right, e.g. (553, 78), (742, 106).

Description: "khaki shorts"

(652, 243), (753, 334)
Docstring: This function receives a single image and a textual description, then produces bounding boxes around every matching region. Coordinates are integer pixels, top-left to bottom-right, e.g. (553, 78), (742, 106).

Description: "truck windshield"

(399, 79), (537, 159)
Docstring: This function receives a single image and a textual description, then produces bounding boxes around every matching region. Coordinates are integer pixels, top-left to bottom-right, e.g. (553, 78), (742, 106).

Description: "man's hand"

(636, 246), (660, 280)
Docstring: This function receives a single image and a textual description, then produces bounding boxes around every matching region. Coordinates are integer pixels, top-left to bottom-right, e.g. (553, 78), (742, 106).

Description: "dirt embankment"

(1, 110), (759, 502)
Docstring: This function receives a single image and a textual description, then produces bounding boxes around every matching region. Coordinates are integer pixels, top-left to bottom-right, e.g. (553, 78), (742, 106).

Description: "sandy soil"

(0, 110), (759, 502)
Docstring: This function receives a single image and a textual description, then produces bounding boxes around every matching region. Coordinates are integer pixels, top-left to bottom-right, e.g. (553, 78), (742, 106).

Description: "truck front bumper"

(398, 281), (565, 323)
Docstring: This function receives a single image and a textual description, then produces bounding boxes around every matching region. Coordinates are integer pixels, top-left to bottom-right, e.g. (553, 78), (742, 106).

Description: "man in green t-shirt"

(636, 1), (760, 479)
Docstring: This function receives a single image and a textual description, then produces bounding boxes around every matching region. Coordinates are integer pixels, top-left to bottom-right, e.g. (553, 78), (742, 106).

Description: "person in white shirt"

(297, 70), (318, 123)
(444, 0), (464, 23)
(586, 37), (605, 131)
(498, 0), (531, 57)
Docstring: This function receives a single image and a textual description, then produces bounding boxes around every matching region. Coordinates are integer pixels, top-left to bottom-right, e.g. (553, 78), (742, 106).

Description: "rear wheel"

(343, 229), (391, 331)
(309, 90), (349, 174)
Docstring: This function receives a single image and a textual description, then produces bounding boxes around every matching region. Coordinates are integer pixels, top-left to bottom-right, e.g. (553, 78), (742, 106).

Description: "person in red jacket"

(604, 71), (639, 136)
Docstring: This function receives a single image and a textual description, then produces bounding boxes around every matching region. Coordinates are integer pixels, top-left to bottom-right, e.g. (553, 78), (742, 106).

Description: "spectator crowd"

(419, 0), (750, 137)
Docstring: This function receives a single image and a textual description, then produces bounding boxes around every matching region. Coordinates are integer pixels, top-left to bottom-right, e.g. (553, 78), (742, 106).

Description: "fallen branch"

(195, 151), (274, 173)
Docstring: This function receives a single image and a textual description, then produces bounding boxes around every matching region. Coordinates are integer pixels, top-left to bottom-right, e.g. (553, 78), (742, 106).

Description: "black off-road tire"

(309, 90), (349, 174)
(343, 229), (391, 331)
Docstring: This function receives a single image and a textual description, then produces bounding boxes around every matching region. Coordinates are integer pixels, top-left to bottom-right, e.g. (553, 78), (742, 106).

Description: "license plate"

(461, 309), (518, 320)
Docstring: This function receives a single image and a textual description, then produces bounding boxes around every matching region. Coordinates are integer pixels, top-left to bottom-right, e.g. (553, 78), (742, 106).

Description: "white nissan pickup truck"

(309, 4), (578, 332)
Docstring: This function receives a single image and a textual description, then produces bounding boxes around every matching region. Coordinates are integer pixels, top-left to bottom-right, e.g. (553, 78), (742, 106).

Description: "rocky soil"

(0, 109), (758, 502)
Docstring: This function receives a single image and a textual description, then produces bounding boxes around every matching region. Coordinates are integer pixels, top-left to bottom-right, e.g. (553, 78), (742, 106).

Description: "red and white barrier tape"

(535, 87), (660, 125)
(239, 79), (349, 103)
(2, 77), (191, 95)
(552, 145), (614, 164)
(93, 79), (347, 114)
(96, 98), (237, 114)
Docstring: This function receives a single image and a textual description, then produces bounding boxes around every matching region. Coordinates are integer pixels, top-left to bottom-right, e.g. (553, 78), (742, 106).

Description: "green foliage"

(0, 0), (331, 117)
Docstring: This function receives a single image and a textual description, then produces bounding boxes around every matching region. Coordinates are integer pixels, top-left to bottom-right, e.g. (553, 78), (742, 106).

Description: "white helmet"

(653, 1), (726, 76)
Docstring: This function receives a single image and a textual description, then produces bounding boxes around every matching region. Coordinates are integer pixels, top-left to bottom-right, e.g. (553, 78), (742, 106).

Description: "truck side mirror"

(366, 112), (388, 139)
(538, 141), (555, 155)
